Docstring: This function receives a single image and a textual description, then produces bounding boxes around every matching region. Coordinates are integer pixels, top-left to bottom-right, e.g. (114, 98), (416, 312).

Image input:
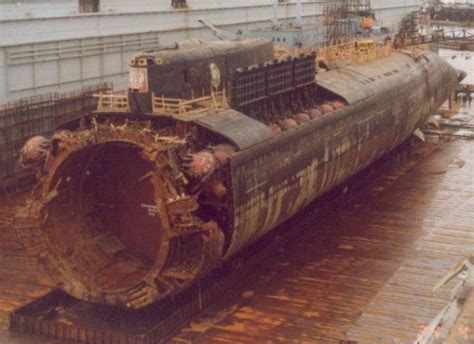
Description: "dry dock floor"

(0, 107), (473, 343)
(172, 136), (474, 344)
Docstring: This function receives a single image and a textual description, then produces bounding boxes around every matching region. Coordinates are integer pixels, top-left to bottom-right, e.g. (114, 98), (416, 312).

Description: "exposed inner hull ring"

(14, 126), (224, 309)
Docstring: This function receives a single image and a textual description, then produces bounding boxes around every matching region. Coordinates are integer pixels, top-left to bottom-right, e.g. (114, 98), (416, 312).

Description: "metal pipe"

(296, 0), (302, 28)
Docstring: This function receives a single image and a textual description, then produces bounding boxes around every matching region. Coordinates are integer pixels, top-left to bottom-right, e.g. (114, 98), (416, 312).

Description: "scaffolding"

(323, 0), (372, 46)
(0, 83), (111, 194)
(318, 39), (391, 65)
(394, 11), (421, 48)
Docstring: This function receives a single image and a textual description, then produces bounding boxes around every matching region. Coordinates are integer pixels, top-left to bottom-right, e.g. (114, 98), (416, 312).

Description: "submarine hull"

(227, 50), (458, 256)
(15, 49), (460, 309)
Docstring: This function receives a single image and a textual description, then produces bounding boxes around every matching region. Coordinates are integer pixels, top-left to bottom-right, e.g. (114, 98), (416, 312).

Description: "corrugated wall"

(1, 31), (160, 101)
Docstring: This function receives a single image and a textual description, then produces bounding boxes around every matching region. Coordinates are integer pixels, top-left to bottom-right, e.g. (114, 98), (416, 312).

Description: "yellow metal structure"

(318, 39), (392, 65)
(94, 92), (130, 112)
(152, 88), (229, 117)
(95, 88), (229, 117)
(274, 39), (392, 68)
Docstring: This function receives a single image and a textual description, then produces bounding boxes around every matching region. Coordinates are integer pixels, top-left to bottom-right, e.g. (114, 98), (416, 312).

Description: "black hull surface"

(226, 50), (459, 256)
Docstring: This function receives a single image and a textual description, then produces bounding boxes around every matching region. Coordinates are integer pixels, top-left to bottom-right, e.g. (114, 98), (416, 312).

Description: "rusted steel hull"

(14, 49), (460, 309)
(226, 50), (459, 256)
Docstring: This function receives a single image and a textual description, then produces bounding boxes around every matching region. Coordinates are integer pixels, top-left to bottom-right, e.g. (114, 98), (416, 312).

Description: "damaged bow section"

(14, 122), (226, 309)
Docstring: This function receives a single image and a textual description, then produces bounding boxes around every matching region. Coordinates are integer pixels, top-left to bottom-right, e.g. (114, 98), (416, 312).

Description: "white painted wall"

(101, 0), (275, 13)
(441, 0), (474, 3)
(0, 0), (423, 21)
(0, 0), (77, 19)
(1, 31), (162, 101)
(371, 0), (422, 30)
(0, 0), (423, 104)
(1, 0), (312, 20)
(1, 2), (323, 45)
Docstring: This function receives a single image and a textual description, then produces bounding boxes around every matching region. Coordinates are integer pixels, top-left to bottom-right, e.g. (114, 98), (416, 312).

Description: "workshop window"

(79, 0), (99, 13)
(172, 0), (187, 9)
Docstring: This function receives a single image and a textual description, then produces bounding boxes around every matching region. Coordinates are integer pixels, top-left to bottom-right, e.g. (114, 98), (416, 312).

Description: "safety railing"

(94, 92), (130, 113)
(152, 88), (228, 117)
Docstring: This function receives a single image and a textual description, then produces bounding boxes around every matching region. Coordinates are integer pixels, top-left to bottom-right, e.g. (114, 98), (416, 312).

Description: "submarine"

(15, 37), (463, 309)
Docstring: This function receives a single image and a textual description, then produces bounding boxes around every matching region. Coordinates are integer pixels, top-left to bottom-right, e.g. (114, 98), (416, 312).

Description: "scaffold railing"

(152, 88), (228, 117)
(94, 92), (130, 113)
